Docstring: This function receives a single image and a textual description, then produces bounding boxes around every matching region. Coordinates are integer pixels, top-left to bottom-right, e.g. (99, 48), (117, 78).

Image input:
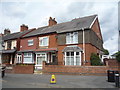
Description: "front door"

(51, 53), (56, 63)
(17, 54), (22, 63)
(35, 53), (47, 69)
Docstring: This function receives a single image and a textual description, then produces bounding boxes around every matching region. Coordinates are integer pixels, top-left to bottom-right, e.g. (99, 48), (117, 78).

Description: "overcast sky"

(0, 0), (119, 55)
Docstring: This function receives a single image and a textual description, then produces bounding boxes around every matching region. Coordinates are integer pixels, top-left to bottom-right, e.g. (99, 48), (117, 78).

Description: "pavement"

(1, 73), (119, 88)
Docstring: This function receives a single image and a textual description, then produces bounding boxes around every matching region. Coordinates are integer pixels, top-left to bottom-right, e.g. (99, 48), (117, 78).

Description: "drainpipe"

(82, 28), (86, 65)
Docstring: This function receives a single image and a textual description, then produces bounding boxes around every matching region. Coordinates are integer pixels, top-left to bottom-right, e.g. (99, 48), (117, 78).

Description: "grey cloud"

(0, 1), (118, 54)
(1, 2), (26, 18)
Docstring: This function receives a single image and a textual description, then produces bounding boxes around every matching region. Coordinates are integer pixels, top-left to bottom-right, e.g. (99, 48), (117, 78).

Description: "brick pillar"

(42, 61), (46, 69)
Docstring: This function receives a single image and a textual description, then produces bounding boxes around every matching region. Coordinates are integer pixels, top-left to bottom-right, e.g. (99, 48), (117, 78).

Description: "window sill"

(66, 43), (78, 45)
(39, 45), (48, 47)
(28, 45), (33, 46)
(23, 62), (34, 64)
(39, 46), (48, 49)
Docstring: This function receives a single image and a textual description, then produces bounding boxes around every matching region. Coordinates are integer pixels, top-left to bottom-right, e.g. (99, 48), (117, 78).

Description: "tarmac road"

(2, 73), (118, 88)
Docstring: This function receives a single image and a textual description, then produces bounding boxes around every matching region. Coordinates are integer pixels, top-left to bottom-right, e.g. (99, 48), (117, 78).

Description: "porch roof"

(17, 50), (34, 53)
(62, 46), (83, 52)
(34, 48), (58, 52)
(0, 49), (16, 54)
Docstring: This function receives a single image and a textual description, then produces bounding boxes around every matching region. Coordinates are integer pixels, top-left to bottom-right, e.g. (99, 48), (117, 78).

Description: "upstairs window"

(39, 37), (49, 46)
(28, 39), (33, 46)
(7, 41), (11, 49)
(66, 32), (78, 44)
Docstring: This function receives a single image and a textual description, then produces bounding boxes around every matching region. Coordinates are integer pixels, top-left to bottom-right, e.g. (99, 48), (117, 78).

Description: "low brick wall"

(42, 61), (120, 75)
(13, 64), (34, 74)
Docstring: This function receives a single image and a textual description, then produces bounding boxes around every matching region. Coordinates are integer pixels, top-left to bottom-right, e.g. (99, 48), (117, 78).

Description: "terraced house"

(1, 15), (104, 74)
(1, 25), (35, 65)
(14, 14), (104, 71)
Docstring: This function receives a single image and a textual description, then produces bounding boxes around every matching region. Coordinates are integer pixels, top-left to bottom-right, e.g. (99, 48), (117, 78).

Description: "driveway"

(2, 73), (118, 88)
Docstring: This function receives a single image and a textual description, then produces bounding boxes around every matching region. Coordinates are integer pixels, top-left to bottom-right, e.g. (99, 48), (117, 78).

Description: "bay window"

(64, 52), (81, 66)
(23, 53), (33, 63)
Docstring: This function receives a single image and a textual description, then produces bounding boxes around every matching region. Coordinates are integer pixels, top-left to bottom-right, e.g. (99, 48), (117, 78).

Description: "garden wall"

(42, 59), (120, 75)
(13, 64), (34, 74)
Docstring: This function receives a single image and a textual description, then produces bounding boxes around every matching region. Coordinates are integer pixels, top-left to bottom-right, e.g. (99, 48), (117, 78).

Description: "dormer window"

(66, 32), (78, 44)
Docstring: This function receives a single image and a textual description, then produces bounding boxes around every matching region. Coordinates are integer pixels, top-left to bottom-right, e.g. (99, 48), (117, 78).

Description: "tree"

(103, 49), (109, 55)
(90, 53), (103, 66)
(116, 51), (120, 62)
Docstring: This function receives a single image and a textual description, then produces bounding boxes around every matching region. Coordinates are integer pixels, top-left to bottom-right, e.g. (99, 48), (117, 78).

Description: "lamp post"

(82, 28), (86, 65)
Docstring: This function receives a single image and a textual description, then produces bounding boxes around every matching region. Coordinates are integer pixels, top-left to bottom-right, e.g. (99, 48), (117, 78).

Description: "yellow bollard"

(50, 74), (56, 84)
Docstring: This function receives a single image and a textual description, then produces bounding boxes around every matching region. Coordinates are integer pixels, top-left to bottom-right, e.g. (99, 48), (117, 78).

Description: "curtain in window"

(36, 54), (46, 65)
(37, 57), (40, 65)
(65, 52), (81, 65)
(73, 32), (78, 43)
(66, 32), (78, 44)
(40, 37), (49, 46)
(43, 37), (48, 46)
(24, 57), (32, 63)
(66, 33), (71, 44)
(76, 56), (80, 65)
(24, 53), (33, 63)
(71, 56), (74, 65)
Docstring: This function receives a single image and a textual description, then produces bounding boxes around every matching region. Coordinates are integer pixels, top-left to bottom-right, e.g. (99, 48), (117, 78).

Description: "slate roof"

(22, 26), (48, 38)
(34, 48), (57, 52)
(3, 29), (32, 41)
(0, 49), (16, 54)
(23, 14), (97, 38)
(62, 46), (83, 52)
(17, 50), (35, 53)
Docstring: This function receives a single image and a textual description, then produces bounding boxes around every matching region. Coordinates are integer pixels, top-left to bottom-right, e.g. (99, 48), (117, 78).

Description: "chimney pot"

(48, 17), (57, 26)
(4, 29), (11, 35)
(49, 17), (52, 20)
(20, 24), (28, 32)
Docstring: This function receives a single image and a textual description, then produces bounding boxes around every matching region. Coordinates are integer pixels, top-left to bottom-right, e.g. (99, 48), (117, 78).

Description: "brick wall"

(42, 60), (120, 75)
(105, 59), (119, 66)
(13, 64), (34, 74)
(91, 18), (102, 40)
(20, 37), (37, 51)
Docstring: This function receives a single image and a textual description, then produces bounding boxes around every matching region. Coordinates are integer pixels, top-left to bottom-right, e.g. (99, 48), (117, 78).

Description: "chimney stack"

(4, 29), (11, 35)
(48, 17), (57, 26)
(0, 33), (3, 37)
(20, 24), (28, 32)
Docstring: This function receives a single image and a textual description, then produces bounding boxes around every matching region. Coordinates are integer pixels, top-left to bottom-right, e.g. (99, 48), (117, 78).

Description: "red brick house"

(15, 15), (104, 70)
(1, 25), (35, 65)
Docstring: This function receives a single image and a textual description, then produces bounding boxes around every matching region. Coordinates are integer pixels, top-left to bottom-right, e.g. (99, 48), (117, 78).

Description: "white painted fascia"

(89, 15), (98, 28)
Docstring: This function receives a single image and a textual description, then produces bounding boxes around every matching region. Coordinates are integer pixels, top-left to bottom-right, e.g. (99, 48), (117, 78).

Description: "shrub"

(90, 53), (103, 66)
(103, 49), (109, 55)
(116, 51), (120, 62)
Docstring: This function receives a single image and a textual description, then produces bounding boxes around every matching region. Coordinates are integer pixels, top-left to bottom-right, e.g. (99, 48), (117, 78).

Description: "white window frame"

(39, 37), (49, 46)
(36, 53), (47, 65)
(64, 52), (81, 66)
(66, 32), (78, 44)
(17, 54), (22, 63)
(28, 39), (34, 46)
(23, 53), (33, 63)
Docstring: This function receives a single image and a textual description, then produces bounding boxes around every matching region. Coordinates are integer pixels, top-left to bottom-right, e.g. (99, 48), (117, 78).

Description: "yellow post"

(50, 74), (56, 84)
